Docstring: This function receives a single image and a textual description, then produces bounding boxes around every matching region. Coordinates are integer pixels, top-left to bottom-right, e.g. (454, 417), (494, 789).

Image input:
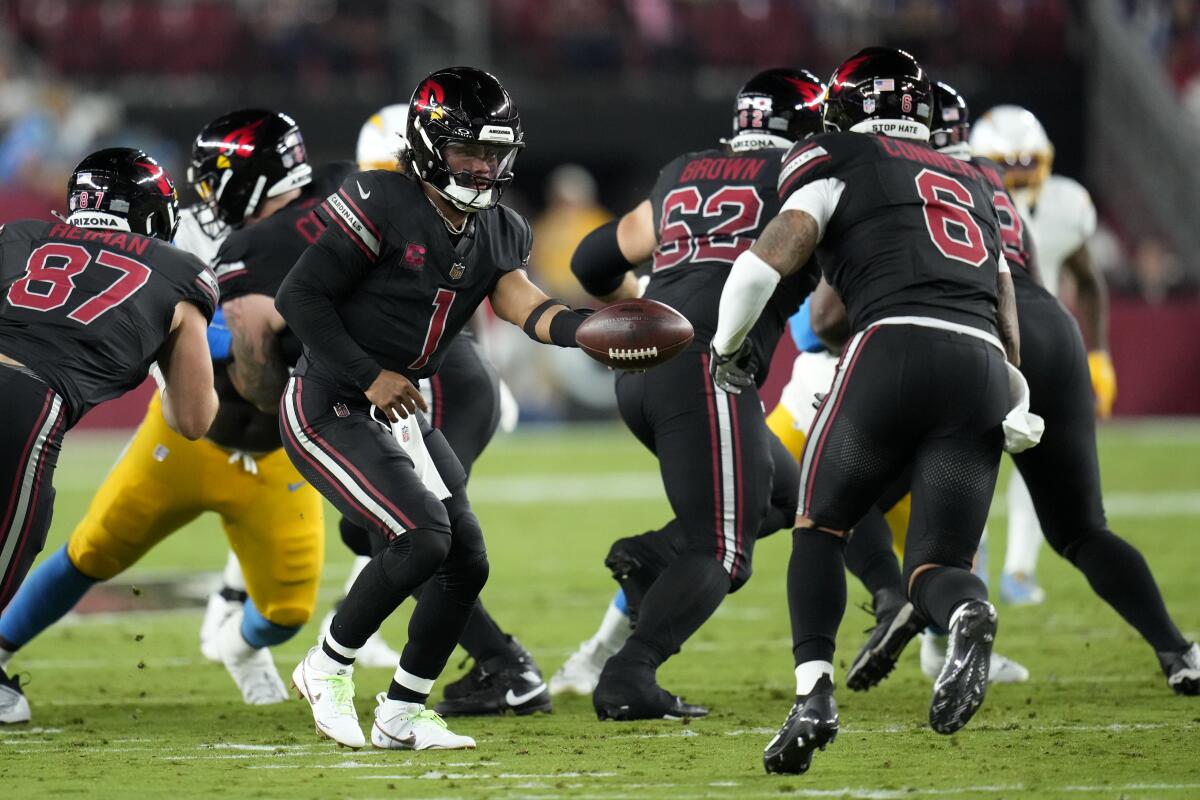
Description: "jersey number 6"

(7, 243), (151, 324)
(915, 169), (988, 267)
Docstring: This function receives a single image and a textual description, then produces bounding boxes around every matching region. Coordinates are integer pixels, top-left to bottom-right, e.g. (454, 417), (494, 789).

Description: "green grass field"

(2, 421), (1199, 799)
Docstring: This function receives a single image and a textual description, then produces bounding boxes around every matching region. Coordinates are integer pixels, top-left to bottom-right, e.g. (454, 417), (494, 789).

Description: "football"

(575, 298), (694, 370)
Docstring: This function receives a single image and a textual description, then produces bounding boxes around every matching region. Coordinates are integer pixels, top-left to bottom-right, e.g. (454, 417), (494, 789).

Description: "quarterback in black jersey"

(567, 68), (824, 721)
(279, 67), (595, 751)
(713, 48), (1021, 773)
(0, 149), (217, 722)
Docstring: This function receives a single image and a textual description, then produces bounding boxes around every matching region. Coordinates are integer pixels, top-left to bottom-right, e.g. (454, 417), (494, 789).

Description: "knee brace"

(1054, 526), (1111, 564)
(437, 510), (489, 604)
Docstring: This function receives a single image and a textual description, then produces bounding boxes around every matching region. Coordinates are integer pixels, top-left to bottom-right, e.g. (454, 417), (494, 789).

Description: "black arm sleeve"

(570, 219), (636, 297)
(275, 240), (382, 391)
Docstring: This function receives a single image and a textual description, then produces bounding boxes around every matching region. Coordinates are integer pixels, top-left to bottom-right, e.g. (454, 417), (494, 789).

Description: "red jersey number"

(653, 185), (764, 271)
(915, 170), (988, 267)
(7, 244), (151, 324)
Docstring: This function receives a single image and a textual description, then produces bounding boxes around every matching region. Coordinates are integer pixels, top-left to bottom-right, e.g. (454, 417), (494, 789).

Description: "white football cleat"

(0, 670), (31, 724)
(217, 610), (289, 705)
(550, 638), (610, 696)
(292, 647), (365, 749)
(919, 630), (1029, 684)
(199, 591), (243, 663)
(317, 610), (400, 669)
(371, 693), (476, 750)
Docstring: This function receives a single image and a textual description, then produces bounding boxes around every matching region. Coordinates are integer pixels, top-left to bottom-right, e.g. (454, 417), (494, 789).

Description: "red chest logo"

(403, 242), (427, 270)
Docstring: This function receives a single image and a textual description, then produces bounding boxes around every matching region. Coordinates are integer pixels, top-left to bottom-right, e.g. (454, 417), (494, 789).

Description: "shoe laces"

(408, 708), (449, 729)
(326, 672), (356, 715)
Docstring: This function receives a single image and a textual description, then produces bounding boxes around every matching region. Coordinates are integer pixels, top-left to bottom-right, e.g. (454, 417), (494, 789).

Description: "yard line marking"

(0, 726), (61, 736)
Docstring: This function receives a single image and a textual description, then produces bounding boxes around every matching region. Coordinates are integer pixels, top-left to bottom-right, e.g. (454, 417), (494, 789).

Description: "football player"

(567, 68), (823, 719)
(0, 148), (218, 724)
(969, 104), (1112, 606)
(712, 47), (1021, 773)
(279, 67), (596, 751)
(913, 84), (1198, 695)
(330, 104), (553, 713)
(0, 112), (327, 713)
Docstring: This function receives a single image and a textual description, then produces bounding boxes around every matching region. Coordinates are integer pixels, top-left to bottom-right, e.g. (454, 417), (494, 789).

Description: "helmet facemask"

(411, 117), (521, 212)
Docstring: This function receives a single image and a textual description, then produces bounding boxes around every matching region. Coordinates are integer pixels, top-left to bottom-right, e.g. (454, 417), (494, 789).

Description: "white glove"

(1002, 362), (1044, 453)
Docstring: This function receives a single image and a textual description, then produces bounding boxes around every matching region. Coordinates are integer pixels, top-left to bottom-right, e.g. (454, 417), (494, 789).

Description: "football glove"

(709, 341), (755, 394)
(1087, 350), (1117, 418)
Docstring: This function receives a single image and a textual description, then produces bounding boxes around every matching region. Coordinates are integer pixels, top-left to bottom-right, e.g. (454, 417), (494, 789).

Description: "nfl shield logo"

(449, 261), (466, 280)
(863, 97), (876, 114)
(401, 423), (411, 443)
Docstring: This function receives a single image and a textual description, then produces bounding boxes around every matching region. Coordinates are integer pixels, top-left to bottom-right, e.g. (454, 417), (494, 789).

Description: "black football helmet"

(824, 47), (933, 141)
(406, 66), (524, 212)
(66, 148), (179, 242)
(729, 67), (826, 151)
(187, 109), (312, 237)
(931, 81), (971, 158)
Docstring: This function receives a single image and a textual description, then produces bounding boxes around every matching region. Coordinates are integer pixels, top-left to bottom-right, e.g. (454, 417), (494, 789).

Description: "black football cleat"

(846, 601), (926, 692)
(593, 661), (708, 721)
(763, 677), (839, 775)
(1159, 642), (1200, 695)
(929, 600), (996, 734)
(435, 642), (551, 717)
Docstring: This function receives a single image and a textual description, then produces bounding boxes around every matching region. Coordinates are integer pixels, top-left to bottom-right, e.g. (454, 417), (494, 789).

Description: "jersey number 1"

(7, 243), (151, 324)
(408, 288), (456, 371)
(915, 170), (988, 267)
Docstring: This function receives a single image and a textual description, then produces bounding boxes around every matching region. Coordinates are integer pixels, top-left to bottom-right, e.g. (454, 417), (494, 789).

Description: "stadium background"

(2, 3), (1200, 797)
(0, 0), (1198, 426)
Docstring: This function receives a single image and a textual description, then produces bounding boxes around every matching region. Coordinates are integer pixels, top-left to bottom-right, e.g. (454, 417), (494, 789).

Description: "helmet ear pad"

(405, 66), (524, 212)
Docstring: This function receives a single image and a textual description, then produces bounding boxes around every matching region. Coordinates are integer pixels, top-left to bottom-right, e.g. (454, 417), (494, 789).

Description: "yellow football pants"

(766, 401), (911, 554)
(67, 395), (324, 628)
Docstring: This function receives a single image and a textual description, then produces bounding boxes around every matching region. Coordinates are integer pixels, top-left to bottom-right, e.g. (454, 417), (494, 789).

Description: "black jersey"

(779, 132), (1006, 336)
(646, 147), (816, 377)
(205, 162), (354, 452)
(970, 156), (1039, 290)
(281, 169), (531, 391)
(0, 220), (217, 425)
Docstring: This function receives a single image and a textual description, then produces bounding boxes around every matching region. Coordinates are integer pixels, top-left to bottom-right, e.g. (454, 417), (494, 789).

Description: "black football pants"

(0, 364), (67, 612)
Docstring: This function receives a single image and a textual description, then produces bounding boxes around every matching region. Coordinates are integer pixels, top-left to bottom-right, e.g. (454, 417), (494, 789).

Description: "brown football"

(576, 298), (694, 370)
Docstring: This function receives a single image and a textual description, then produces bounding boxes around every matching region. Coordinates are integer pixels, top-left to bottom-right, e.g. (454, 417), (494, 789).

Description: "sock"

(388, 663), (435, 703)
(219, 610), (256, 661)
(456, 601), (513, 663)
(612, 589), (629, 615)
(789, 527), (848, 665)
(315, 631), (357, 671)
(909, 566), (988, 630)
(240, 598), (300, 649)
(379, 696), (424, 716)
(794, 660), (835, 699)
(1003, 473), (1043, 577)
(1067, 530), (1189, 653)
(593, 597), (633, 654)
(343, 555), (370, 595)
(222, 551), (246, 592)
(0, 545), (97, 649)
(844, 508), (904, 616)
(613, 552), (731, 671)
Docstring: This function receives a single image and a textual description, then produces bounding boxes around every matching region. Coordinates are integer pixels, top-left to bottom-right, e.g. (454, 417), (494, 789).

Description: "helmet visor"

(443, 142), (518, 186)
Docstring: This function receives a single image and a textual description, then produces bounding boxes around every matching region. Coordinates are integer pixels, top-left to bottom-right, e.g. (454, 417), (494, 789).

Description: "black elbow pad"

(571, 219), (634, 296)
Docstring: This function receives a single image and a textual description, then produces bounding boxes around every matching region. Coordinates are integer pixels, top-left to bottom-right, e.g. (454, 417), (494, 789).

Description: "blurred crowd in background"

(0, 0), (1196, 419)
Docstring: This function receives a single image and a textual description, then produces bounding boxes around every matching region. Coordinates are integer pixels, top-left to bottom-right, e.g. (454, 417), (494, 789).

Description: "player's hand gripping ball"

(576, 298), (694, 370)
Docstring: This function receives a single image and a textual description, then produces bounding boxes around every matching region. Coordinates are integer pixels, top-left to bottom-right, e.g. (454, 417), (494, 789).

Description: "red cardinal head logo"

(832, 55), (870, 91)
(220, 118), (266, 157)
(783, 76), (826, 109)
(135, 161), (173, 197)
(414, 80), (446, 117)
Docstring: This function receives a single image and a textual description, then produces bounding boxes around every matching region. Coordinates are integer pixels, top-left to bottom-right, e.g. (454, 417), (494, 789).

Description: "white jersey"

(1018, 174), (1096, 297)
(173, 206), (226, 266)
(778, 351), (839, 433)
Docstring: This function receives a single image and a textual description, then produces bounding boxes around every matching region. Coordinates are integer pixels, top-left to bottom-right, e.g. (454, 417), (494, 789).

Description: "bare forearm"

(997, 272), (1020, 367)
(229, 334), (288, 413)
